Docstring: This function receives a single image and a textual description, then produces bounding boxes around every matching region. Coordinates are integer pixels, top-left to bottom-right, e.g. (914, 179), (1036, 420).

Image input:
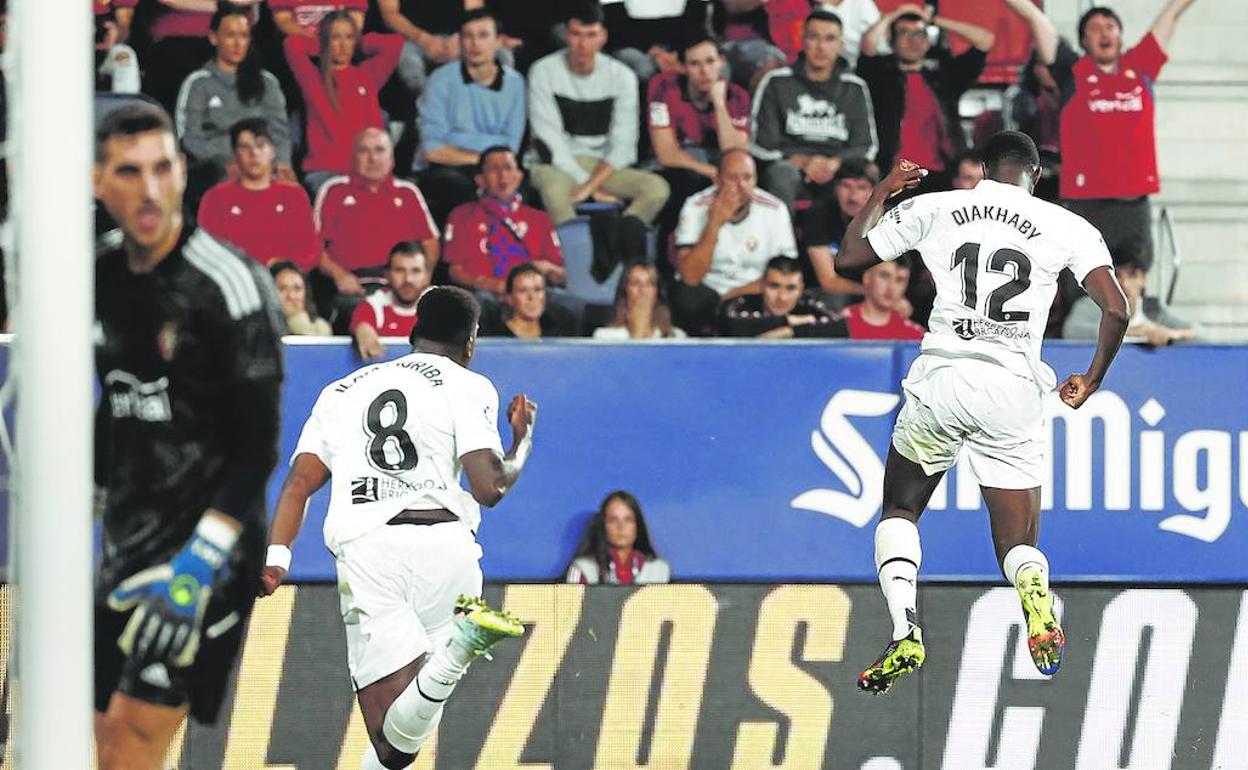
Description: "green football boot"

(858, 627), (926, 695)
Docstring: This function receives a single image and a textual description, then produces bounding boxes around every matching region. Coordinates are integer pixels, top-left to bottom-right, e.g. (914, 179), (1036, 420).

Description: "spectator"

(268, 0), (365, 39)
(593, 263), (686, 339)
(285, 11), (402, 191)
(270, 261), (332, 335)
(443, 146), (571, 310)
(997, 0), (1060, 153)
(802, 158), (876, 301)
(94, 0), (140, 94)
(841, 257), (924, 340)
(176, 4), (292, 200)
(349, 241), (431, 360)
(601, 0), (710, 83)
(378, 0), (516, 101)
(719, 255), (848, 337)
(525, 4), (670, 228)
(857, 4), (994, 181)
(648, 35), (750, 258)
(198, 118), (319, 271)
(313, 127), (439, 327)
(816, 0), (880, 67)
(145, 0), (251, 113)
(484, 263), (577, 338)
(710, 0), (788, 94)
(1047, 1), (1197, 271)
(1063, 255), (1198, 344)
(750, 10), (878, 215)
(672, 149), (797, 335)
(565, 491), (671, 584)
(950, 149), (985, 190)
(418, 9), (527, 226)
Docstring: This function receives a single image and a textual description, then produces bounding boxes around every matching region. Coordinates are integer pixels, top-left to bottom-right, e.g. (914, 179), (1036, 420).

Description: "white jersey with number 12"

(293, 352), (504, 554)
(866, 179), (1112, 389)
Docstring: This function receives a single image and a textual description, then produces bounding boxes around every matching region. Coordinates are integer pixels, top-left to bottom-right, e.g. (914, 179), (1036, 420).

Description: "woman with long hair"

(565, 491), (671, 585)
(592, 263), (686, 339)
(270, 261), (332, 336)
(176, 4), (293, 206)
(284, 11), (403, 192)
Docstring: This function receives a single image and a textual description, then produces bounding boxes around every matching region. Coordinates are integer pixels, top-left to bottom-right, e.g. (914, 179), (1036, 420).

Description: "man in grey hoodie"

(749, 9), (878, 216)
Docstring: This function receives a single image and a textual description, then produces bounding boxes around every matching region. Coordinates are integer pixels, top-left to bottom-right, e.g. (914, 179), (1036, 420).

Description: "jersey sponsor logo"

(1087, 86), (1145, 114)
(351, 475), (447, 504)
(951, 317), (1032, 342)
(784, 94), (850, 142)
(104, 371), (172, 422)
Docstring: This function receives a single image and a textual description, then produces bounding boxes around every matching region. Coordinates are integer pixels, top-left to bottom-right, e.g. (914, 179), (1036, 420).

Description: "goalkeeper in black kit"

(92, 102), (283, 770)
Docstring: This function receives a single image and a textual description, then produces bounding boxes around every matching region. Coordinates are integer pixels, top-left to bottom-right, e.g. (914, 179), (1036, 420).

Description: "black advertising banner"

(4, 584), (1246, 769)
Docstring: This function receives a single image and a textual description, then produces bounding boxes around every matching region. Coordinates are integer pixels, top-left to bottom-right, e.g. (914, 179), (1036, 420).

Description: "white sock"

(875, 518), (922, 641)
(382, 686), (445, 755)
(359, 740), (388, 770)
(1002, 544), (1050, 589)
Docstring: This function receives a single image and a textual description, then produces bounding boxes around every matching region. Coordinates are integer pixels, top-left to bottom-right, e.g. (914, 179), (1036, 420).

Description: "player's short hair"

(765, 256), (803, 276)
(229, 117), (272, 150)
(566, 0), (604, 26)
(834, 158), (880, 184)
(387, 241), (425, 267)
(680, 34), (723, 62)
(477, 144), (516, 174)
(983, 130), (1040, 171)
(805, 9), (842, 30)
(411, 286), (480, 347)
(95, 101), (174, 163)
(1078, 6), (1123, 45)
(461, 7), (498, 33)
(889, 12), (928, 42)
(505, 263), (544, 294)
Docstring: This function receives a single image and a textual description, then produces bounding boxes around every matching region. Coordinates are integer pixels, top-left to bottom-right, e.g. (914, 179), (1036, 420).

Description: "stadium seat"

(557, 217), (624, 306)
(938, 0), (1041, 86)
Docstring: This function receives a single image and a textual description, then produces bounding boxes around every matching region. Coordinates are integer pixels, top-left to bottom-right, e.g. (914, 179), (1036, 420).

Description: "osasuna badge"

(157, 322), (179, 362)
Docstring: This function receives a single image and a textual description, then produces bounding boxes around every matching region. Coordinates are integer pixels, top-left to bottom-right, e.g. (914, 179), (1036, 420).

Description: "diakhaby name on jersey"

(949, 204), (1042, 240)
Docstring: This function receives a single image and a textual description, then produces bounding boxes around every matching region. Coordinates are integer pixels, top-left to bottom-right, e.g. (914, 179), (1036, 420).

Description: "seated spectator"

(802, 158), (876, 302)
(565, 490), (671, 585)
(710, 0), (788, 93)
(198, 118), (319, 271)
(94, 0), (140, 94)
(418, 9), (526, 226)
(378, 0), (517, 101)
(1062, 256), (1198, 345)
(525, 4), (669, 228)
(349, 242), (431, 360)
(841, 257), (924, 340)
(857, 5), (994, 183)
(601, 0), (710, 83)
(443, 146), (572, 308)
(950, 149), (984, 190)
(269, 0), (366, 39)
(144, 0), (228, 112)
(750, 10), (879, 215)
(269, 261), (332, 335)
(484, 264), (577, 338)
(648, 35), (750, 259)
(285, 12), (402, 192)
(593, 263), (686, 339)
(719, 256), (848, 337)
(313, 127), (440, 328)
(672, 149), (797, 335)
(177, 5), (293, 202)
(815, 0), (880, 67)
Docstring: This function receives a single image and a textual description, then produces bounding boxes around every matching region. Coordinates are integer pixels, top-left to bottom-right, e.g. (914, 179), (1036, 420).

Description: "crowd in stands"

(84, 0), (1200, 348)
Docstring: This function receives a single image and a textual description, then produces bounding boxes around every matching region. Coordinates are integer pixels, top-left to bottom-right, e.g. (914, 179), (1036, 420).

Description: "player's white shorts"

(892, 354), (1045, 489)
(335, 521), (484, 690)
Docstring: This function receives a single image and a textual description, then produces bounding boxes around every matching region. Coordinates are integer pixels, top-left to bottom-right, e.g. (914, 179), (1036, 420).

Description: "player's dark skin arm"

(258, 453), (330, 596)
(1058, 266), (1129, 409)
(836, 159), (927, 272)
(462, 394), (537, 507)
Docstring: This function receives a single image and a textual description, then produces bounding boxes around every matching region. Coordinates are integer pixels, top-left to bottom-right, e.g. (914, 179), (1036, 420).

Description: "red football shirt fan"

(314, 175), (439, 272)
(842, 303), (925, 341)
(1059, 33), (1167, 200)
(647, 72), (751, 150)
(349, 291), (417, 336)
(443, 194), (563, 282)
(268, 0), (367, 34)
(198, 180), (321, 271)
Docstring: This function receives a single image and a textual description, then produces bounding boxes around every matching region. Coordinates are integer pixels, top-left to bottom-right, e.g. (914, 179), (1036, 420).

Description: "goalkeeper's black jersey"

(94, 227), (284, 594)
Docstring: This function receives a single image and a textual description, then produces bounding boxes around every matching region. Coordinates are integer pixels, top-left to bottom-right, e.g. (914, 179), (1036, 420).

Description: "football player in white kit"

(837, 132), (1130, 694)
(258, 286), (537, 767)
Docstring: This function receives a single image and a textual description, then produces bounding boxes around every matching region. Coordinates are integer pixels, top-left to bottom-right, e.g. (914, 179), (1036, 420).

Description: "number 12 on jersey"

(951, 242), (1033, 323)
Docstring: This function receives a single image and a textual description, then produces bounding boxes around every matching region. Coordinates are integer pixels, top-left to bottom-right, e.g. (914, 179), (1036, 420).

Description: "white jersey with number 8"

(293, 352), (504, 554)
(866, 179), (1112, 390)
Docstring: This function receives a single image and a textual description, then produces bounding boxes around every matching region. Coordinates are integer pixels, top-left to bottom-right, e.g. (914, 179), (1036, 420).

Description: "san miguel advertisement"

(1, 584), (1240, 769)
(272, 341), (1248, 584)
